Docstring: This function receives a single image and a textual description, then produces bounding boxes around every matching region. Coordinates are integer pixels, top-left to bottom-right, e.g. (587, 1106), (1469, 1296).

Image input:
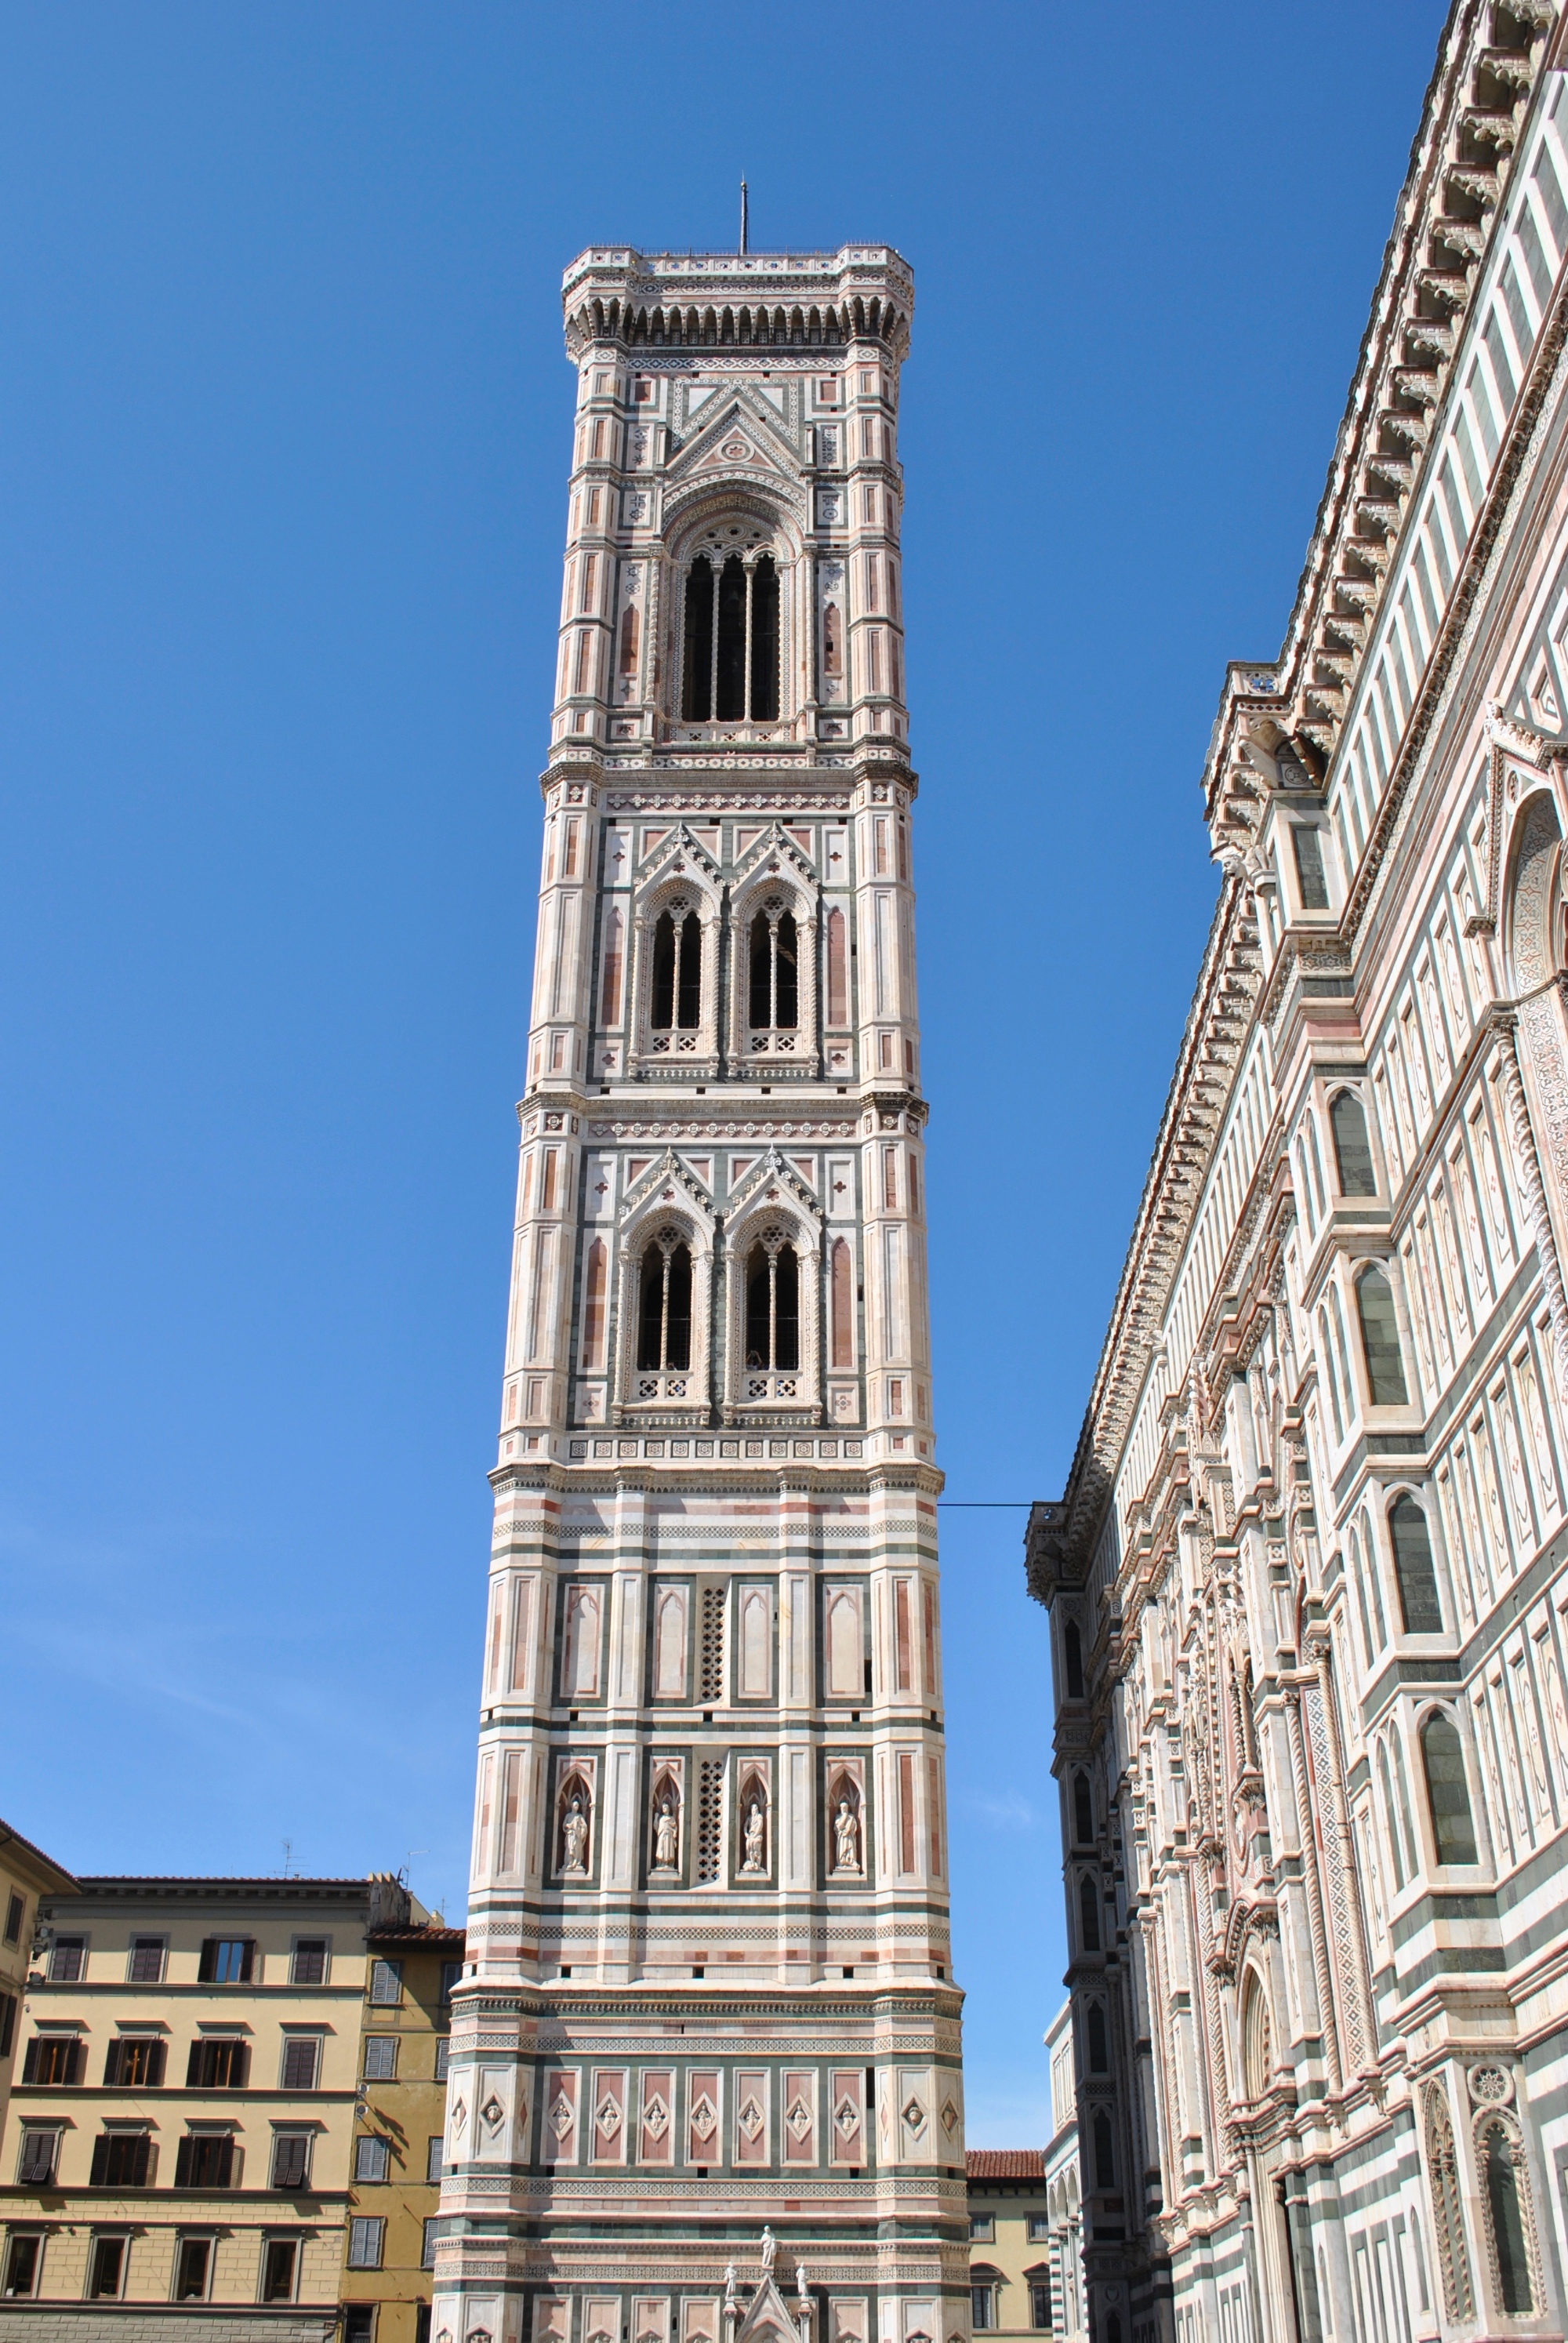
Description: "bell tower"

(436, 241), (964, 2343)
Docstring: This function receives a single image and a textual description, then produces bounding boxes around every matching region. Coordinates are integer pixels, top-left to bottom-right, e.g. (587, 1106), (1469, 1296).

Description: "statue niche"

(557, 1774), (593, 1878)
(829, 1771), (862, 1876)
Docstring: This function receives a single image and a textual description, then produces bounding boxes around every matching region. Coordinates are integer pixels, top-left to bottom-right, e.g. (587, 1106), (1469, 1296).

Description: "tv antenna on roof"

(739, 180), (749, 256)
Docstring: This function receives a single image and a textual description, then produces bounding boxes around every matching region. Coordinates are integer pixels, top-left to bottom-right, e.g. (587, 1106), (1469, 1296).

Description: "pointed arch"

(1424, 2083), (1475, 2322)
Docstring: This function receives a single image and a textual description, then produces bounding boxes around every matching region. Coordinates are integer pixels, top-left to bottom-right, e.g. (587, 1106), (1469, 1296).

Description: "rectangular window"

(48, 1936), (85, 1983)
(354, 2134), (390, 2183)
(4, 2234), (42, 2298)
(1292, 826), (1330, 910)
(88, 2236), (125, 2300)
(280, 2035), (321, 2091)
(16, 2131), (60, 2185)
(174, 2134), (235, 2189)
(270, 2134), (312, 2192)
(187, 2037), (249, 2090)
(89, 2132), (151, 2188)
(174, 2237), (211, 2302)
(423, 2217), (440, 2270)
(1028, 2216), (1051, 2241)
(345, 2310), (378, 2343)
(440, 1961), (462, 2006)
(261, 2239), (299, 2304)
(290, 1938), (328, 1985)
(198, 1938), (254, 1985)
(0, 1996), (14, 2060)
(1029, 2282), (1053, 2330)
(434, 2037), (450, 2082)
(104, 2036), (165, 2088)
(127, 1936), (165, 1983)
(368, 1960), (404, 2007)
(22, 2035), (81, 2087)
(364, 2036), (399, 2083)
(970, 2216), (995, 2241)
(3, 1894), (23, 1947)
(971, 2287), (995, 2331)
(348, 2217), (386, 2271)
(883, 1146), (898, 1209)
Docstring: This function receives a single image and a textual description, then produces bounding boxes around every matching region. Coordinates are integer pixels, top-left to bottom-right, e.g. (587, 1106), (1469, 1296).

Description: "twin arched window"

(637, 1237), (692, 1371)
(682, 554), (780, 722)
(745, 1237), (800, 1371)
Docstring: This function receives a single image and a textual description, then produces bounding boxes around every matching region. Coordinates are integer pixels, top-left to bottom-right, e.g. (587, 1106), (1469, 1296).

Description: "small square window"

(345, 2309), (377, 2343)
(4, 2234), (42, 2298)
(291, 1938), (328, 1986)
(354, 2134), (390, 2183)
(48, 1936), (85, 1983)
(1027, 2216), (1050, 2241)
(426, 2134), (444, 2184)
(174, 2237), (211, 2302)
(434, 2038), (450, 2083)
(198, 1938), (254, 1985)
(3, 1894), (24, 1948)
(347, 2216), (386, 2270)
(368, 1960), (403, 2007)
(88, 2236), (126, 2301)
(261, 2238), (299, 2305)
(127, 1937), (165, 1984)
(818, 380), (837, 405)
(364, 2037), (398, 2083)
(634, 378), (654, 403)
(969, 2216), (994, 2242)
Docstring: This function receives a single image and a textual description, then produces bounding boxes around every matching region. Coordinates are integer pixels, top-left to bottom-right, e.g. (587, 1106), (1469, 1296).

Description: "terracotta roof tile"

(965, 2149), (1045, 2180)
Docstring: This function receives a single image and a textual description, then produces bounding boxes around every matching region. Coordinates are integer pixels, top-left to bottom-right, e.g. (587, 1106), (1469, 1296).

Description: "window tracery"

(681, 543), (780, 725)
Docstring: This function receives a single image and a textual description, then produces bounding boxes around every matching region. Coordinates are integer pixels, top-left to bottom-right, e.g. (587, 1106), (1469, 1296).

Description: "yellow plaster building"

(0, 1872), (416, 2339)
(0, 1825), (75, 2160)
(966, 2152), (1052, 2339)
(339, 1922), (465, 2343)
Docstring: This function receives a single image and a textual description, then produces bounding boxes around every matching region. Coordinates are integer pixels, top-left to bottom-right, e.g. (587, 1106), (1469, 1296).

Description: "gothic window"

(748, 905), (799, 1030)
(826, 907), (848, 1024)
(829, 1237), (854, 1368)
(1064, 1622), (1085, 1701)
(637, 1237), (692, 1371)
(1086, 2001), (1109, 2074)
(1424, 2084), (1475, 2323)
(681, 552), (780, 722)
(1389, 1495), (1443, 1633)
(651, 907), (702, 1031)
(1240, 1972), (1272, 2101)
(1331, 1092), (1377, 1196)
(1480, 2115), (1536, 2314)
(599, 906), (624, 1026)
(1078, 1874), (1100, 1953)
(580, 1238), (608, 1371)
(745, 1237), (800, 1370)
(1356, 1265), (1409, 1406)
(1073, 1771), (1094, 1844)
(1092, 2113), (1114, 2189)
(1421, 1711), (1478, 1865)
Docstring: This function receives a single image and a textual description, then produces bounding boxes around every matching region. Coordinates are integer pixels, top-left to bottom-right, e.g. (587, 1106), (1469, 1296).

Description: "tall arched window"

(1073, 1772), (1094, 1844)
(1064, 1622), (1085, 1701)
(1424, 2085), (1475, 2323)
(1240, 1973), (1272, 2100)
(1481, 2116), (1535, 2314)
(682, 551), (780, 721)
(1078, 1874), (1100, 1953)
(745, 1238), (799, 1370)
(1331, 1092), (1377, 1196)
(829, 1237), (854, 1368)
(1389, 1496), (1443, 1633)
(1086, 2001), (1109, 2073)
(748, 906), (799, 1030)
(651, 907), (702, 1031)
(1421, 1711), (1478, 1865)
(1093, 2113), (1114, 2189)
(580, 1238), (608, 1371)
(637, 1238), (692, 1372)
(1356, 1266), (1409, 1406)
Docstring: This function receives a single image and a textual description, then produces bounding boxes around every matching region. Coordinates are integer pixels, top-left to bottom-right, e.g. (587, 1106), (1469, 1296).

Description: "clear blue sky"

(0, 2), (1443, 2144)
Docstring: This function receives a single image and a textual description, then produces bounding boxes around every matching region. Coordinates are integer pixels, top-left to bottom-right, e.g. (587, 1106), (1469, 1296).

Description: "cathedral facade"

(433, 245), (964, 2343)
(1028, 7), (1568, 2341)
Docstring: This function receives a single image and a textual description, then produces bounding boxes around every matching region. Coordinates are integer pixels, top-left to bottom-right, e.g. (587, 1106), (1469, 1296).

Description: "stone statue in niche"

(653, 1794), (679, 1872)
(833, 1798), (861, 1875)
(741, 1794), (767, 1873)
(561, 1796), (589, 1876)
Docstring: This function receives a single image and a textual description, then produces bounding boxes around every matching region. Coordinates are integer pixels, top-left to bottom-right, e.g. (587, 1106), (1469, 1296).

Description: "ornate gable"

(667, 394), (800, 490)
(620, 1150), (716, 1235)
(725, 1147), (820, 1230)
(732, 822), (818, 894)
(636, 822), (723, 894)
